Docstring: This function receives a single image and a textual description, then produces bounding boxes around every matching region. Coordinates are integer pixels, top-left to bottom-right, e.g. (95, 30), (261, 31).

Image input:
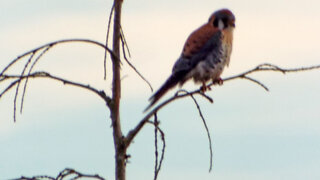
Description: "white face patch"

(218, 19), (224, 30)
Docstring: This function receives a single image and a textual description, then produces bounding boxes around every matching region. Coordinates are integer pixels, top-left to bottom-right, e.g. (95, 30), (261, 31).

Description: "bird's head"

(209, 9), (235, 31)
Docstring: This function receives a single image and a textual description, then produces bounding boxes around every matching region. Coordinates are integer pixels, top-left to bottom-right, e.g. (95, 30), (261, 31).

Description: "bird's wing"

(145, 24), (222, 111)
(172, 24), (222, 74)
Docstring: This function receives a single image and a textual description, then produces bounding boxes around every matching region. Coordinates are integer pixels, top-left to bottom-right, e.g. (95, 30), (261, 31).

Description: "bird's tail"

(144, 72), (186, 112)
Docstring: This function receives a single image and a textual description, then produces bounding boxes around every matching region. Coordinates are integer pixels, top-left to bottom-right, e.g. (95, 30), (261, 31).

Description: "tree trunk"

(110, 0), (125, 180)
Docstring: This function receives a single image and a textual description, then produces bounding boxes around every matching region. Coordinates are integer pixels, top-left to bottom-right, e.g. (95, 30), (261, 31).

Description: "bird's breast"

(221, 29), (233, 66)
(187, 38), (232, 83)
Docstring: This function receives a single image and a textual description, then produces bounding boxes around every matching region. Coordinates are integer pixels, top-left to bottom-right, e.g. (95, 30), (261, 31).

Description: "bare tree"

(1, 0), (320, 180)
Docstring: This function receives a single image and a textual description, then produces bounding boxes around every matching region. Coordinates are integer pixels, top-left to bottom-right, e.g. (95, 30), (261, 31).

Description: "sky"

(1, 0), (320, 179)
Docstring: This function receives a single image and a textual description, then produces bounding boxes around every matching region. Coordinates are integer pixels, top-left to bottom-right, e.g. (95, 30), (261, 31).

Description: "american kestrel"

(146, 9), (235, 111)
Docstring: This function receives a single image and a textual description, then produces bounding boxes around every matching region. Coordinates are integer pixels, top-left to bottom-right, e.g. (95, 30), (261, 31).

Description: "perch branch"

(126, 63), (320, 152)
(223, 63), (320, 83)
(125, 88), (213, 147)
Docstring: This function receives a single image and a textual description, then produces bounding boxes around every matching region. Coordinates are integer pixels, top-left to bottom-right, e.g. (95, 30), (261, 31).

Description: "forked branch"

(0, 39), (116, 77)
(222, 63), (320, 90)
(0, 38), (117, 122)
(131, 63), (320, 145)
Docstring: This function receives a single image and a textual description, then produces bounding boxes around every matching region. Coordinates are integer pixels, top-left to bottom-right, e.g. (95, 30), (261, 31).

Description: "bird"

(145, 9), (235, 111)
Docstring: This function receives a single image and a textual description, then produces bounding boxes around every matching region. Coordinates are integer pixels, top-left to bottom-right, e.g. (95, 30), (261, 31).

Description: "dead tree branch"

(20, 46), (52, 113)
(1, 72), (112, 122)
(221, 63), (320, 90)
(120, 31), (153, 92)
(177, 90), (213, 172)
(0, 39), (116, 77)
(119, 25), (131, 58)
(147, 114), (166, 180)
(1, 72), (112, 104)
(104, 3), (115, 80)
(10, 168), (105, 180)
(0, 38), (115, 122)
(126, 63), (320, 170)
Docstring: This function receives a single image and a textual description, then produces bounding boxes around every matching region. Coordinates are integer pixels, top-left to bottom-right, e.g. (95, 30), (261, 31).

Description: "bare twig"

(1, 38), (115, 122)
(198, 91), (214, 103)
(20, 45), (52, 113)
(1, 72), (112, 122)
(0, 39), (116, 77)
(178, 89), (213, 172)
(13, 52), (35, 122)
(125, 87), (213, 147)
(1, 72), (112, 104)
(222, 63), (320, 83)
(0, 78), (21, 98)
(218, 63), (320, 91)
(147, 114), (166, 180)
(120, 25), (131, 58)
(104, 3), (115, 80)
(158, 130), (165, 178)
(11, 175), (55, 180)
(120, 41), (153, 92)
(153, 114), (159, 179)
(119, 26), (153, 92)
(10, 168), (105, 180)
(241, 76), (269, 91)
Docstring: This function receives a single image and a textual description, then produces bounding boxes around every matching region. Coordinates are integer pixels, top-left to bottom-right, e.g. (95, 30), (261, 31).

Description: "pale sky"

(1, 0), (320, 180)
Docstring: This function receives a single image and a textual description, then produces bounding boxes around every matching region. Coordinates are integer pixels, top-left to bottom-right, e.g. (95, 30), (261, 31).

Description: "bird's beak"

(230, 20), (235, 27)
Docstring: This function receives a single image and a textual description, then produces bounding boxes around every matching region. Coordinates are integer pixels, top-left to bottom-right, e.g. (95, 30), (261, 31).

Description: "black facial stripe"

(213, 18), (219, 27)
(222, 17), (229, 28)
(213, 17), (230, 29)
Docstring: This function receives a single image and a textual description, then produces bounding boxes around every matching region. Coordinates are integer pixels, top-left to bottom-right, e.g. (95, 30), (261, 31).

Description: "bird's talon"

(200, 82), (209, 92)
(213, 78), (223, 85)
(200, 86), (206, 92)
